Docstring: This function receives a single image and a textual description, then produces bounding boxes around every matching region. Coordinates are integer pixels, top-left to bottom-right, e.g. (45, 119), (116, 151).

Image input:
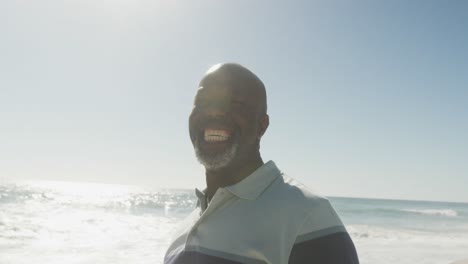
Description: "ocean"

(0, 181), (467, 264)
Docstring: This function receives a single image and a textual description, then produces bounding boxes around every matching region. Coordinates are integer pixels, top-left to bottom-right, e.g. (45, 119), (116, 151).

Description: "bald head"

(199, 63), (267, 116)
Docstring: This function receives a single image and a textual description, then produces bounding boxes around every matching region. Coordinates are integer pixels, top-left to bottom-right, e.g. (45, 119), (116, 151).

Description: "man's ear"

(258, 114), (269, 139)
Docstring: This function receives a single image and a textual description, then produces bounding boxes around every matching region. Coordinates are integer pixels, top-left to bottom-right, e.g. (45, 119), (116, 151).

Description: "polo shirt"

(164, 161), (359, 264)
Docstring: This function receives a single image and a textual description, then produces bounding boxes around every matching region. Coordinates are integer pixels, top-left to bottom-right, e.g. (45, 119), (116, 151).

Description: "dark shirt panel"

(289, 232), (359, 264)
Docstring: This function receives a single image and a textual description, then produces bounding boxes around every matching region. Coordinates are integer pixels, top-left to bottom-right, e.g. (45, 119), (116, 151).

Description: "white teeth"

(204, 129), (230, 142)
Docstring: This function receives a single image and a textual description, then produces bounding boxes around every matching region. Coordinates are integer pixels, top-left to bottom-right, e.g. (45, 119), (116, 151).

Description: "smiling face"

(189, 64), (268, 171)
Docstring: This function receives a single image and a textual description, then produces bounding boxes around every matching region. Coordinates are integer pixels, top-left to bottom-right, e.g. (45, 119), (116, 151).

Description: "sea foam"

(402, 208), (458, 217)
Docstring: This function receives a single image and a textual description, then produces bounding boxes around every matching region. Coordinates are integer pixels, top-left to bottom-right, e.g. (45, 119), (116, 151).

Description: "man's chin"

(194, 142), (239, 171)
(196, 154), (233, 171)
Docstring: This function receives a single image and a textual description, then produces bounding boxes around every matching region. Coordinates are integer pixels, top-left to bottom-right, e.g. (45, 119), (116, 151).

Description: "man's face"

(189, 71), (264, 171)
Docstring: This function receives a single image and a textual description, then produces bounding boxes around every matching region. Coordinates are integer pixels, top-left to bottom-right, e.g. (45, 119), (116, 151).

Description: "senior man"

(164, 63), (359, 264)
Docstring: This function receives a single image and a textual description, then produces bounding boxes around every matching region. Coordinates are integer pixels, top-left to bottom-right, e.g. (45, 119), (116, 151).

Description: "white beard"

(194, 142), (239, 171)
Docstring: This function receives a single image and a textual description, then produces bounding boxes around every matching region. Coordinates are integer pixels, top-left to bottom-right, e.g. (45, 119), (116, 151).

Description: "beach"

(1, 181), (467, 264)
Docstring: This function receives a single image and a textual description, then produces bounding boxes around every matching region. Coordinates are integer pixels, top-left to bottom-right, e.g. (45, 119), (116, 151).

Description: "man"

(164, 63), (359, 264)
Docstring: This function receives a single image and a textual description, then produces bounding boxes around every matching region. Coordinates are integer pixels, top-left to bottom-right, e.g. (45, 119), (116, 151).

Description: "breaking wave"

(347, 224), (467, 242)
(402, 208), (458, 217)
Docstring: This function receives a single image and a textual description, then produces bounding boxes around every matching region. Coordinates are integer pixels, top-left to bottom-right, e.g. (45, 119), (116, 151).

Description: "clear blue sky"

(1, 0), (467, 202)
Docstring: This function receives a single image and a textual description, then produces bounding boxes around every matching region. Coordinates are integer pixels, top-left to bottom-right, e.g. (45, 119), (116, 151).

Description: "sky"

(1, 0), (467, 202)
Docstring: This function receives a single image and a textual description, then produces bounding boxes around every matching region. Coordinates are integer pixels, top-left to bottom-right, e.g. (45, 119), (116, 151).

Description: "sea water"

(1, 181), (467, 264)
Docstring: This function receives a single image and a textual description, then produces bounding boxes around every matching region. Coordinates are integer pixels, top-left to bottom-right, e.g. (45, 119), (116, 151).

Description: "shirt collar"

(225, 160), (281, 200)
(194, 161), (281, 205)
(195, 188), (208, 211)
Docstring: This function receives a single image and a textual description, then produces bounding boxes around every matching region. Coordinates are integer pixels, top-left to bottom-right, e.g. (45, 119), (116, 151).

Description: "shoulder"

(272, 176), (359, 263)
(269, 174), (344, 235)
(266, 172), (336, 216)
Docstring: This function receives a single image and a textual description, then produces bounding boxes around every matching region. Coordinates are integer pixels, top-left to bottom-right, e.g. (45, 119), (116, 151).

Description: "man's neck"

(204, 155), (264, 200)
